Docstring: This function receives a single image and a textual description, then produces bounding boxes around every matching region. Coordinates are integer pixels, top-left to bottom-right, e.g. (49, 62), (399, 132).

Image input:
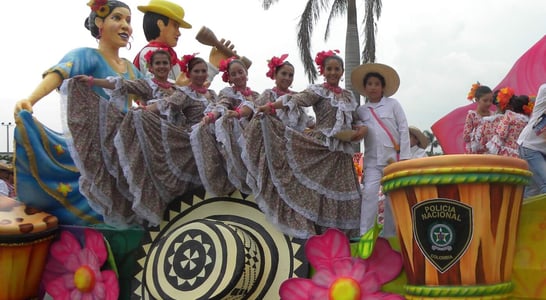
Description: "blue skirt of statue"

(14, 110), (103, 225)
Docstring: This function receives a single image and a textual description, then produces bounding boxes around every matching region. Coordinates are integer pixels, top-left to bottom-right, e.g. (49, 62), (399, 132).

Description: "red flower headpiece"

(144, 48), (172, 69)
(496, 87), (515, 111)
(266, 54), (289, 79)
(523, 101), (535, 116)
(179, 53), (198, 77)
(314, 49), (340, 75)
(219, 56), (237, 83)
(87, 0), (110, 17)
(523, 95), (535, 116)
(466, 81), (480, 101)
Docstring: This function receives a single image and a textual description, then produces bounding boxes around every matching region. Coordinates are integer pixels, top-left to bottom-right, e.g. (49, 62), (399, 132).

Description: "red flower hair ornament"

(266, 54), (289, 79)
(87, 0), (110, 17)
(496, 87), (515, 111)
(314, 49), (340, 75)
(180, 53), (198, 77)
(466, 81), (480, 101)
(523, 95), (535, 116)
(219, 56), (237, 83)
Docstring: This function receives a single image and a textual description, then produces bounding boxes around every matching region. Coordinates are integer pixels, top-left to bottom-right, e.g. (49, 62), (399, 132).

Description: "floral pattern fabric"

(242, 84), (362, 239)
(66, 80), (138, 227)
(67, 78), (216, 226)
(114, 84), (216, 226)
(463, 111), (501, 154)
(487, 110), (529, 157)
(256, 89), (316, 131)
(190, 86), (259, 196)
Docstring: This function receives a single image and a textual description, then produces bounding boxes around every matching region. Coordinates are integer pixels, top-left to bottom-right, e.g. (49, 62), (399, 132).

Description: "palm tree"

(261, 0), (382, 103)
(423, 130), (440, 155)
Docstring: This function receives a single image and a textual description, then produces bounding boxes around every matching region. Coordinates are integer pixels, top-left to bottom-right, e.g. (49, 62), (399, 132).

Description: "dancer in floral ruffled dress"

(191, 58), (259, 196)
(463, 83), (497, 154)
(245, 50), (367, 239)
(487, 91), (532, 157)
(77, 52), (217, 226)
(244, 54), (317, 192)
(254, 54), (315, 131)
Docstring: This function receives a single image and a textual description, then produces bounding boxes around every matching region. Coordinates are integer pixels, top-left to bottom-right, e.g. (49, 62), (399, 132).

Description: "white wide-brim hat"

(351, 63), (400, 97)
(0, 162), (13, 172)
(132, 190), (308, 299)
(409, 125), (430, 149)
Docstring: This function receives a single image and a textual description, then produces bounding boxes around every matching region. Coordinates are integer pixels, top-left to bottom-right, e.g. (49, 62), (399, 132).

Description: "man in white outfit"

(517, 83), (546, 197)
(352, 63), (410, 238)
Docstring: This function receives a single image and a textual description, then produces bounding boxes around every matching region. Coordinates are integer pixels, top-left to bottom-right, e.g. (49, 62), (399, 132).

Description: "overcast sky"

(1, 0), (546, 153)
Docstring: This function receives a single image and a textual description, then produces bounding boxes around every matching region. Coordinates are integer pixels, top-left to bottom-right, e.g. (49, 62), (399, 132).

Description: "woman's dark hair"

(363, 72), (386, 87)
(275, 61), (294, 76)
(188, 57), (208, 73)
(508, 95), (530, 114)
(142, 12), (170, 41)
(85, 1), (130, 39)
(322, 55), (344, 71)
(149, 49), (172, 65)
(475, 85), (492, 100)
(228, 59), (248, 72)
(492, 90), (500, 104)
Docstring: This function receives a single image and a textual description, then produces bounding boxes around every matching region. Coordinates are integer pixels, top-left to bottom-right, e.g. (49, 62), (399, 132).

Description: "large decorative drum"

(0, 195), (58, 300)
(382, 155), (531, 300)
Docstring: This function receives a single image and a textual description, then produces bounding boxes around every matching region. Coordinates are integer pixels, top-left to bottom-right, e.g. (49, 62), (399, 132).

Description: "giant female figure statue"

(14, 0), (143, 226)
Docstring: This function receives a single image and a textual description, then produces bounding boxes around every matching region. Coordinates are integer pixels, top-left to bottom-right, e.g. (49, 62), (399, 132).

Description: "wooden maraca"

(196, 26), (252, 68)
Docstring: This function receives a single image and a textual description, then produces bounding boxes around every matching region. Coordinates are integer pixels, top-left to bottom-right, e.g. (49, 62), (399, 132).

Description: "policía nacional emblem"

(412, 198), (473, 273)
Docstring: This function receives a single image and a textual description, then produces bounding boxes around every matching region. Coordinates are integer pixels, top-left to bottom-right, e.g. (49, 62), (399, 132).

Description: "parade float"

(4, 98), (546, 300)
(3, 151), (546, 299)
(2, 4), (546, 296)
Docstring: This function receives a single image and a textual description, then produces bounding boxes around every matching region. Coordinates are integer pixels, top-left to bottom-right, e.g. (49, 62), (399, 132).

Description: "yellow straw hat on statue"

(138, 0), (192, 28)
(351, 63), (400, 97)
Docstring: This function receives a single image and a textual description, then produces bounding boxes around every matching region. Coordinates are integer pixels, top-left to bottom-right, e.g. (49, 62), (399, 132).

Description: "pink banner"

(432, 35), (546, 154)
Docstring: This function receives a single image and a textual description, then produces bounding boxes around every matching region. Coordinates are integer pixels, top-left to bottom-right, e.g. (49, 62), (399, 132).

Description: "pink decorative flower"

(43, 229), (119, 300)
(496, 87), (515, 111)
(523, 100), (534, 116)
(467, 82), (481, 101)
(377, 186), (386, 226)
(180, 53), (199, 77)
(266, 54), (289, 79)
(280, 228), (404, 300)
(219, 56), (237, 82)
(314, 50), (340, 75)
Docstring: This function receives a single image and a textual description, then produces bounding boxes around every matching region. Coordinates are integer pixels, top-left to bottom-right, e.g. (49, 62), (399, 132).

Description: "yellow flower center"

(329, 277), (361, 300)
(74, 265), (96, 293)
